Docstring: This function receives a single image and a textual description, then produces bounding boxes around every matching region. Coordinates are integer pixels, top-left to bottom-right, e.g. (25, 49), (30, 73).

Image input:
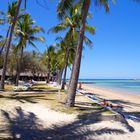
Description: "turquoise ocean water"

(79, 79), (140, 95)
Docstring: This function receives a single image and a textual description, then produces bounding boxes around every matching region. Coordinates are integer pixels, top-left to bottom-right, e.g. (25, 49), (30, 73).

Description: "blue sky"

(1, 0), (140, 79)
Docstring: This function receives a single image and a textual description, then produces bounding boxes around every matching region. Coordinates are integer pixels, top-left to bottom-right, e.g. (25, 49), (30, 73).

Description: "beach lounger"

(13, 86), (29, 91)
(22, 86), (29, 91)
(13, 86), (19, 91)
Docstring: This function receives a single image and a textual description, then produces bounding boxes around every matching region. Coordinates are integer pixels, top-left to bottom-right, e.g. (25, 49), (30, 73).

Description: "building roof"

(0, 69), (47, 77)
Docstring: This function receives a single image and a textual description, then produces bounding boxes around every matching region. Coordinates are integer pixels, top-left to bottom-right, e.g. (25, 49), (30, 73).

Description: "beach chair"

(13, 86), (19, 91)
(22, 86), (29, 91)
(13, 85), (29, 91)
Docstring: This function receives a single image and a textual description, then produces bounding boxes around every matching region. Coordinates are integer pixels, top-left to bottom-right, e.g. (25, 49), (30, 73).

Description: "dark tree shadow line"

(0, 94), (54, 104)
(79, 91), (140, 123)
(107, 99), (140, 122)
(0, 107), (135, 140)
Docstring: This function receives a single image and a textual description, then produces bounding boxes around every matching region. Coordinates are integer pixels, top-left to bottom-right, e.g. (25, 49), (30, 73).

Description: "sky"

(1, 0), (140, 79)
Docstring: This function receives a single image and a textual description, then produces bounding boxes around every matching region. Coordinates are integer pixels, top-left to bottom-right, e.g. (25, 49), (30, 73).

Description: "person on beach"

(78, 82), (82, 89)
(103, 99), (123, 109)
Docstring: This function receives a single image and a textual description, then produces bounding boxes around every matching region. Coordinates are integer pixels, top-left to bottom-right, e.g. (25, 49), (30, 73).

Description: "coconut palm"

(0, 10), (10, 56)
(14, 13), (45, 86)
(0, 0), (22, 90)
(66, 0), (91, 107)
(43, 45), (56, 83)
(58, 0), (140, 105)
(50, 3), (94, 90)
(0, 29), (10, 56)
(55, 36), (75, 89)
(0, 10), (4, 33)
(52, 45), (66, 85)
(57, 0), (113, 107)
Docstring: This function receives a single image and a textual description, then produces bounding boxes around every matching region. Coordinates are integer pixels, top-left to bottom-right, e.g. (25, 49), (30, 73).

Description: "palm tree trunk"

(0, 26), (10, 56)
(66, 0), (90, 107)
(57, 69), (64, 85)
(15, 47), (23, 86)
(46, 54), (51, 83)
(61, 48), (69, 90)
(0, 0), (22, 90)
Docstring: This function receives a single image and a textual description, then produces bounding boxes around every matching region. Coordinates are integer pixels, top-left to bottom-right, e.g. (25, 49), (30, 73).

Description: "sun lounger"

(22, 86), (29, 91)
(13, 86), (29, 91)
(13, 86), (19, 91)
(24, 83), (33, 88)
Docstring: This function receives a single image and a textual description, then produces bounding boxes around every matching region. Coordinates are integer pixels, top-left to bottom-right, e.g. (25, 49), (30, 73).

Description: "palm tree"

(54, 37), (75, 88)
(66, 0), (91, 107)
(0, 0), (22, 90)
(52, 45), (66, 85)
(43, 45), (56, 83)
(59, 0), (140, 105)
(14, 13), (45, 86)
(50, 3), (94, 90)
(0, 28), (10, 56)
(57, 0), (112, 107)
(0, 10), (10, 56)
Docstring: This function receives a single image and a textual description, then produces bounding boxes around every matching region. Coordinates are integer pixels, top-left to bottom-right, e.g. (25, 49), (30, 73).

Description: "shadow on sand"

(107, 99), (140, 122)
(0, 106), (135, 140)
(0, 94), (54, 104)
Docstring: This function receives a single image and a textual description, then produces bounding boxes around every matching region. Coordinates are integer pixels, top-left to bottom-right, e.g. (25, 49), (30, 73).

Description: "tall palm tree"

(52, 45), (66, 85)
(0, 0), (22, 90)
(50, 3), (94, 90)
(43, 45), (56, 83)
(58, 0), (111, 107)
(0, 28), (10, 56)
(0, 9), (10, 56)
(14, 13), (45, 86)
(60, 40), (72, 90)
(66, 0), (91, 107)
(55, 36), (76, 88)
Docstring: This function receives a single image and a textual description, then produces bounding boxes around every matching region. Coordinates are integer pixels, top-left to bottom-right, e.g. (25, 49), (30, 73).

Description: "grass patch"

(5, 84), (13, 91)
(0, 82), (115, 115)
(102, 109), (115, 115)
(31, 83), (59, 91)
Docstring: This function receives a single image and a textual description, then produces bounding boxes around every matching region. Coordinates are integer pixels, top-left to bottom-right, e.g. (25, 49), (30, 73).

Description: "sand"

(82, 84), (140, 112)
(81, 84), (140, 140)
(0, 84), (140, 139)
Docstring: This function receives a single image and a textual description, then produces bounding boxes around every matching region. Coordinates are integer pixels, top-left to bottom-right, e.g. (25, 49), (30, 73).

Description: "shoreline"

(83, 83), (140, 97)
(82, 84), (140, 112)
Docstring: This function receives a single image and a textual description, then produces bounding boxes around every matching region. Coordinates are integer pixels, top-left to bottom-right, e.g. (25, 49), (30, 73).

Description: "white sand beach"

(80, 84), (140, 139)
(0, 85), (140, 140)
(82, 84), (140, 112)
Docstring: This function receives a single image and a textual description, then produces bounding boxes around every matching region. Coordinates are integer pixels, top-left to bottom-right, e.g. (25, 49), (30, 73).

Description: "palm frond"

(32, 26), (45, 33)
(28, 40), (37, 48)
(84, 36), (93, 47)
(30, 36), (45, 42)
(94, 0), (110, 12)
(48, 23), (68, 33)
(16, 29), (25, 36)
(85, 25), (96, 35)
(57, 0), (74, 20)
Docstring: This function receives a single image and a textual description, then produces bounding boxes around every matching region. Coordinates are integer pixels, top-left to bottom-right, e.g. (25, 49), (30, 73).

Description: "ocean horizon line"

(66, 78), (140, 80)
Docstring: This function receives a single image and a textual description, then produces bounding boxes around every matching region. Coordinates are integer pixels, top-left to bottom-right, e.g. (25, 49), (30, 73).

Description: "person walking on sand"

(78, 82), (82, 90)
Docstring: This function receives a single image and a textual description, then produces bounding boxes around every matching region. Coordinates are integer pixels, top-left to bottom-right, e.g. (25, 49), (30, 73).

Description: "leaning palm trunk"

(66, 0), (90, 107)
(57, 69), (64, 85)
(61, 48), (69, 90)
(15, 47), (23, 86)
(0, 0), (22, 90)
(46, 67), (50, 83)
(0, 26), (10, 56)
(46, 55), (51, 83)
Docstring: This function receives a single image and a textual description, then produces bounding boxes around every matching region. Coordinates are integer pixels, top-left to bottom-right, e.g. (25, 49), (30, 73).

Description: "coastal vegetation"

(0, 1), (140, 139)
(1, 0), (140, 106)
(0, 0), (106, 107)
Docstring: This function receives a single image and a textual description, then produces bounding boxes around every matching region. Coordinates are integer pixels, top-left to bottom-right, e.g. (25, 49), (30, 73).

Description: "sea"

(78, 79), (140, 95)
